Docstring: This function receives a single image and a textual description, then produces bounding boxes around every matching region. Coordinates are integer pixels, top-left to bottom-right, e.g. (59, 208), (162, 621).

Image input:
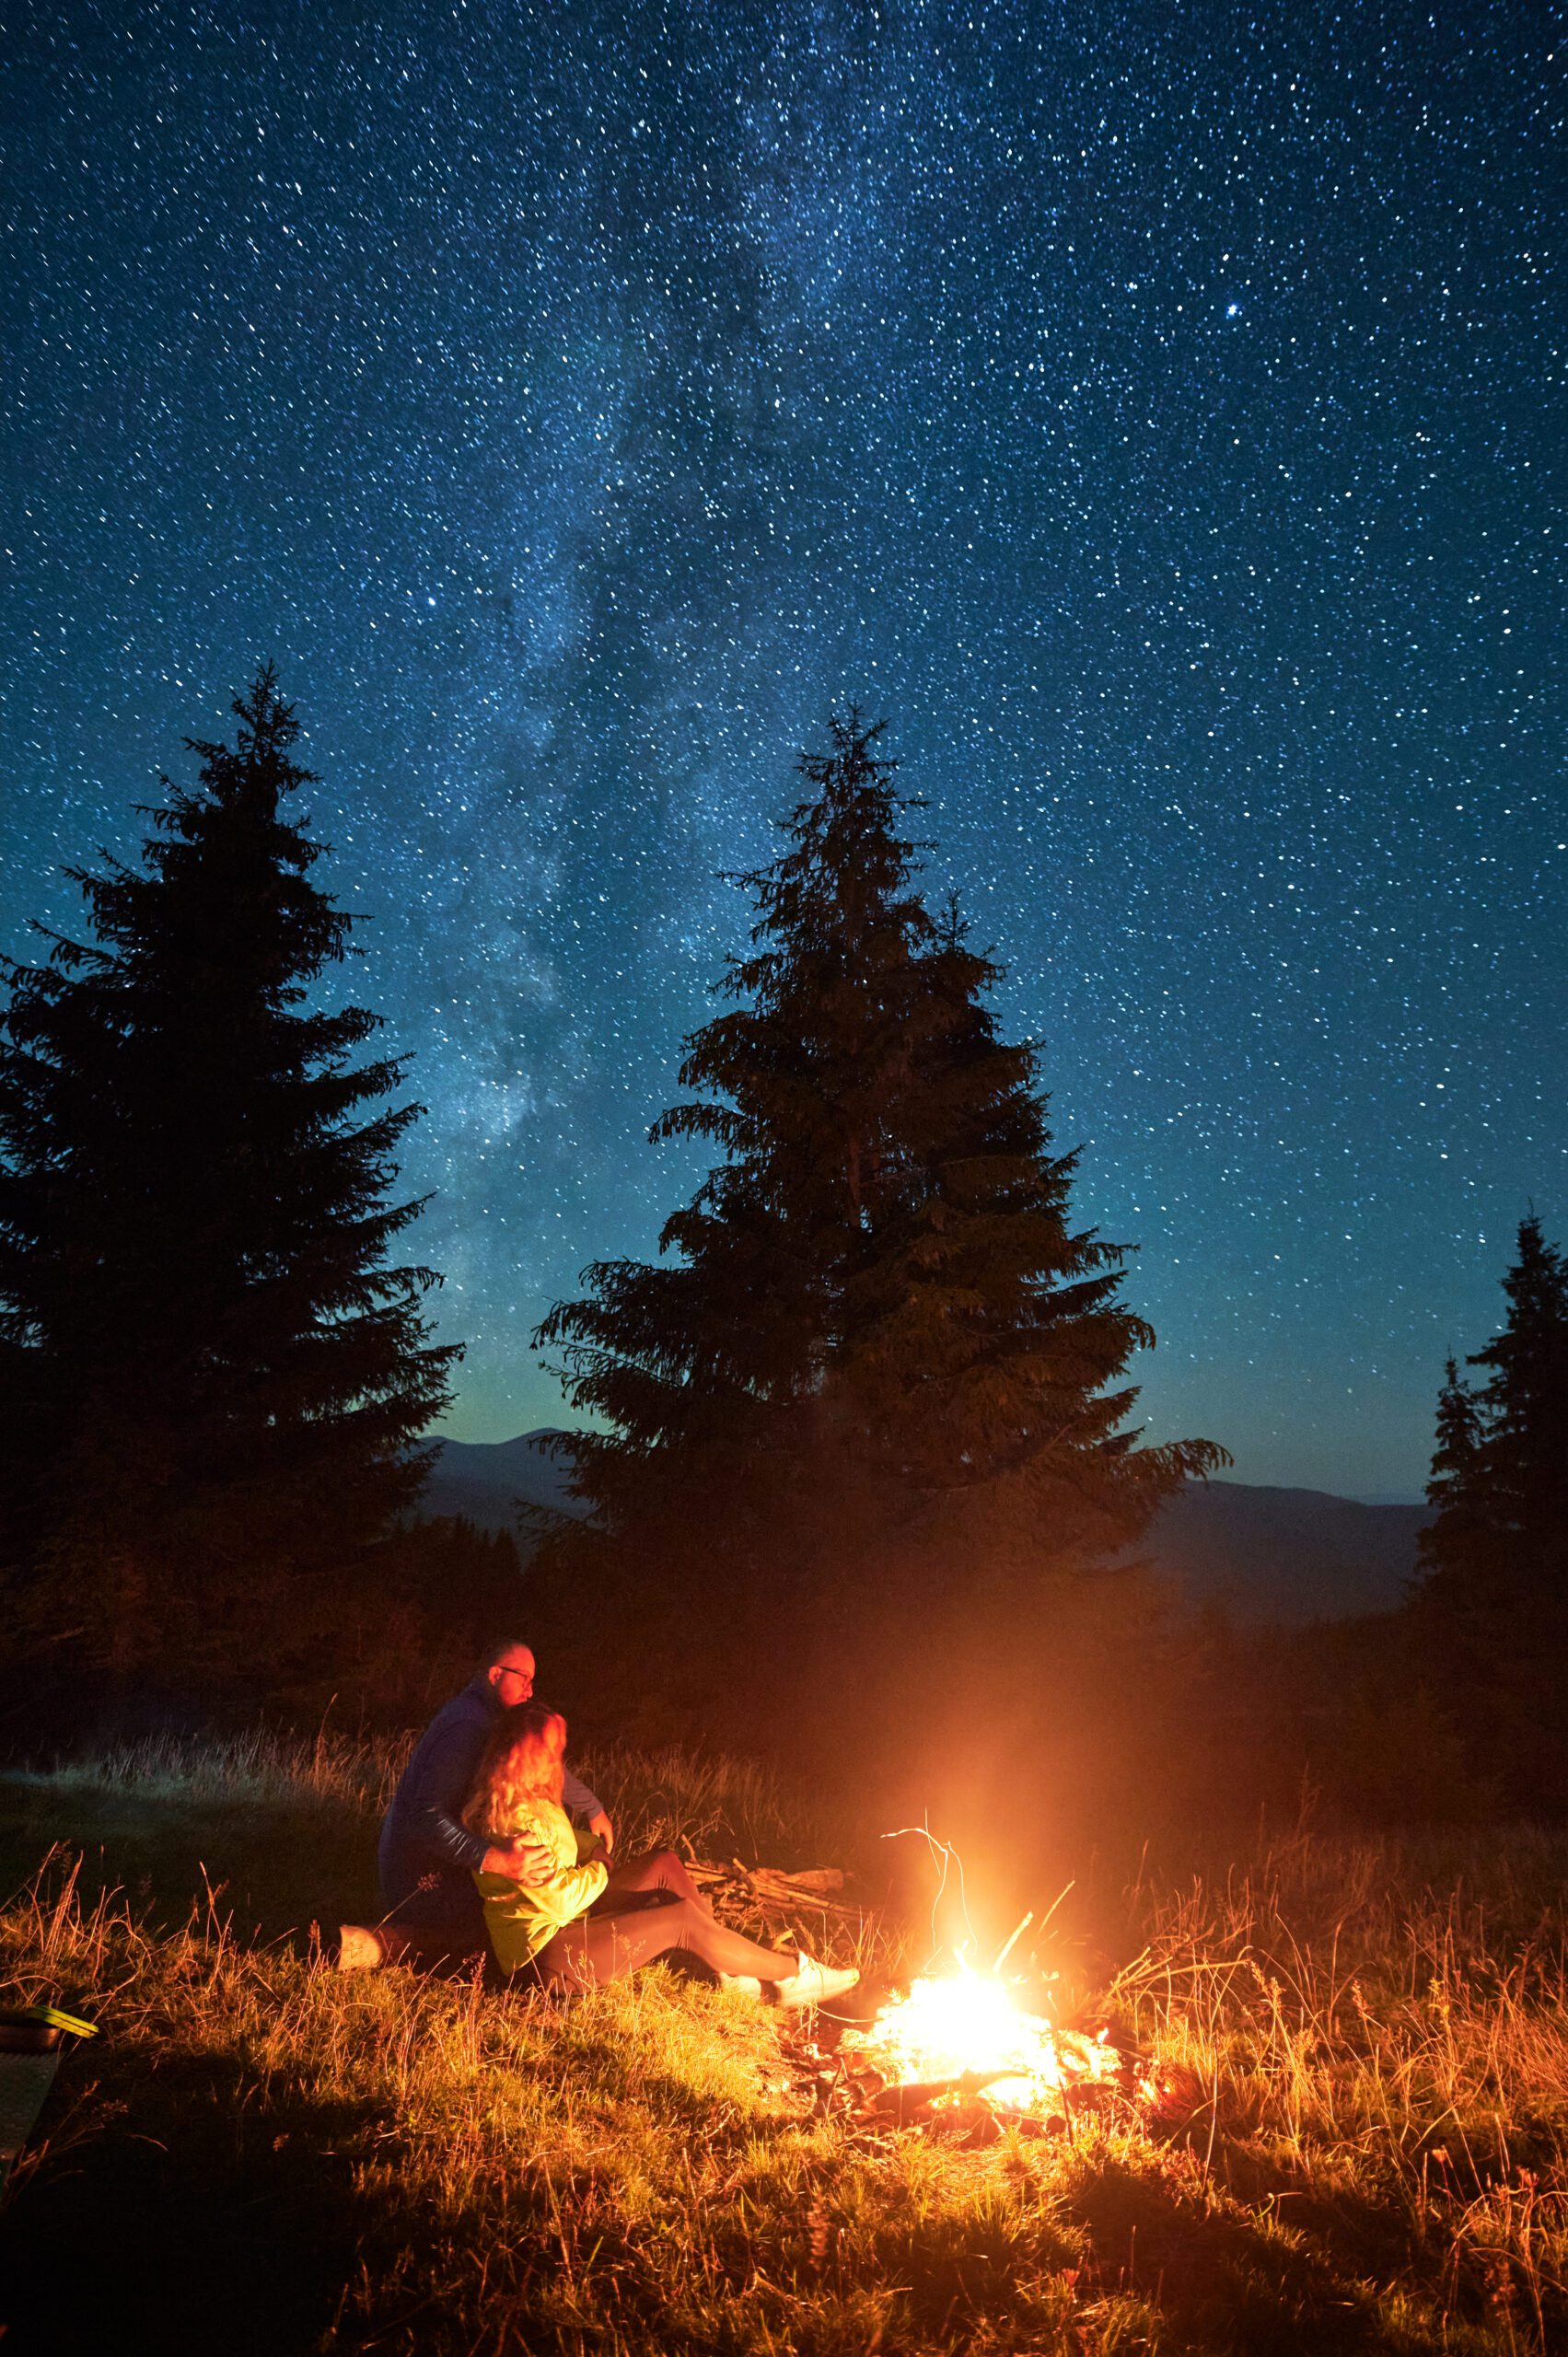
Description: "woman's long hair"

(464, 1701), (567, 1841)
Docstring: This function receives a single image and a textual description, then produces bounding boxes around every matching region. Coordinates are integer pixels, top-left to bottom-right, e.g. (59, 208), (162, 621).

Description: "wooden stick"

(993, 1910), (1033, 1973)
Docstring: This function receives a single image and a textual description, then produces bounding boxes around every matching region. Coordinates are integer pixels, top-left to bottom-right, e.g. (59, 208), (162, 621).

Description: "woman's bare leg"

(598, 1847), (714, 1916)
(533, 1898), (796, 1993)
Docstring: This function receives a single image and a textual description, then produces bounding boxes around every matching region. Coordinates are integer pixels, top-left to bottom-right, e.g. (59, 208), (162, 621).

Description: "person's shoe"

(336, 1924), (386, 1971)
(772, 1954), (860, 2009)
(718, 1973), (763, 1998)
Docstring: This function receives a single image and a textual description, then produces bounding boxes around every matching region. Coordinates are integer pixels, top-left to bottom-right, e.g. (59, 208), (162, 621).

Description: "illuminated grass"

(3, 1742), (1567, 2351)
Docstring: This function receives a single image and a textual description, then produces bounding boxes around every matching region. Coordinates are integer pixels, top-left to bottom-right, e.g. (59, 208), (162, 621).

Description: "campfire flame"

(846, 1958), (1124, 2119)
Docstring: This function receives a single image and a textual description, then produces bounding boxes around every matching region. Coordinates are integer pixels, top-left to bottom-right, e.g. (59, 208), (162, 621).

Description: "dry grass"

(1, 1723), (412, 1812)
(1, 1726), (815, 1848)
(3, 1739), (1568, 2353)
(1107, 1827), (1568, 2353)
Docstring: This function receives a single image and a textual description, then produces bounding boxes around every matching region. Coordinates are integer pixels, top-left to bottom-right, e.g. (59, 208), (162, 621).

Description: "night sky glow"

(4, 3), (1563, 1499)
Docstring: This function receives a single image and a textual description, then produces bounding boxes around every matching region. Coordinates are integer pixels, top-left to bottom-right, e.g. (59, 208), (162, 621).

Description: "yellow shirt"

(472, 1794), (609, 1972)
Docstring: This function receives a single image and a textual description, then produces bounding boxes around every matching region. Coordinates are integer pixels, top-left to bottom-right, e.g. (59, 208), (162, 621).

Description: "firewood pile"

(690, 1859), (863, 1942)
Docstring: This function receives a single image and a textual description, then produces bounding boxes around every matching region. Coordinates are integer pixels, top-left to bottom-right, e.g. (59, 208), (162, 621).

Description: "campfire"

(695, 1851), (1193, 2142)
(843, 1957), (1129, 2126)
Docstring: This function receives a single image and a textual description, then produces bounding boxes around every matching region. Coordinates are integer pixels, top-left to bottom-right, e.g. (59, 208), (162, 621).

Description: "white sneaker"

(772, 1953), (860, 2009)
(719, 1973), (763, 1998)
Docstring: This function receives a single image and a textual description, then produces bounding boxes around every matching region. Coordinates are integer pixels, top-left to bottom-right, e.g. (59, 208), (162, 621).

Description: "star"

(3, 0), (1560, 1501)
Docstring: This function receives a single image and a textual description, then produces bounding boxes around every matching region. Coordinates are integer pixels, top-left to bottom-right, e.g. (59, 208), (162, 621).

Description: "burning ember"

(846, 1960), (1124, 2119)
(844, 1959), (1129, 2126)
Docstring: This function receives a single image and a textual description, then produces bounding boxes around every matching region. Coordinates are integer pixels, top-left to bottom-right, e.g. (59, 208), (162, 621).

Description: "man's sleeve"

(405, 1722), (491, 1873)
(562, 1766), (606, 1822)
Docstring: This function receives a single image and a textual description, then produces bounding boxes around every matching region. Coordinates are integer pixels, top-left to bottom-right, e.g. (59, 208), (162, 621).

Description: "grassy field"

(3, 1735), (1568, 2353)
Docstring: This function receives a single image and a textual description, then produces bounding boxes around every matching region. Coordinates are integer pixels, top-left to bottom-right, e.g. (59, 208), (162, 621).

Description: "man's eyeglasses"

(497, 1666), (533, 1689)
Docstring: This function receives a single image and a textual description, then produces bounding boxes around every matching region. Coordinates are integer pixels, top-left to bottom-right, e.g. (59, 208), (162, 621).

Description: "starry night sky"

(4, 2), (1563, 1499)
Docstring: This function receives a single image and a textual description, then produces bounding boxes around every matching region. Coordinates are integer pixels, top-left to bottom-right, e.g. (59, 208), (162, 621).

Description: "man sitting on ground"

(341, 1639), (612, 1969)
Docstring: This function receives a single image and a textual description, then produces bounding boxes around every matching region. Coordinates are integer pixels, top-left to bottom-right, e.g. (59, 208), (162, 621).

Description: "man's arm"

(403, 1721), (492, 1875)
(400, 1715), (548, 1881)
(562, 1766), (613, 1851)
(562, 1766), (604, 1821)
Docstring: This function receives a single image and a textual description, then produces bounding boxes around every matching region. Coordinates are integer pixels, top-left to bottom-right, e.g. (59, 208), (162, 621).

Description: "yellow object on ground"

(0, 2005), (99, 2185)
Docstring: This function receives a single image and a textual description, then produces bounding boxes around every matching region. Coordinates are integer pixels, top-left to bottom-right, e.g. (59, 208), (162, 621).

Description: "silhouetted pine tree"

(1415, 1357), (1487, 1590)
(536, 716), (1223, 1741)
(0, 670), (458, 1680)
(1415, 1217), (1568, 1799)
(539, 715), (938, 1552)
(840, 893), (1221, 1539)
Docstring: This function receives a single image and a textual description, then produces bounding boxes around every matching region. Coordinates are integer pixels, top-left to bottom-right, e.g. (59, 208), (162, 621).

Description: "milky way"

(4, 2), (1563, 1495)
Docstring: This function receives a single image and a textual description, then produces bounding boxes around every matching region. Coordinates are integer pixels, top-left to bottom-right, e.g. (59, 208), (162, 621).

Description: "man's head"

(484, 1640), (536, 1707)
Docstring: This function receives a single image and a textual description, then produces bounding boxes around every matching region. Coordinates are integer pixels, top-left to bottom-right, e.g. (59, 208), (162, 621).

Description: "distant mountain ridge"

(421, 1433), (1431, 1627)
(421, 1429), (582, 1531)
(1134, 1480), (1429, 1624)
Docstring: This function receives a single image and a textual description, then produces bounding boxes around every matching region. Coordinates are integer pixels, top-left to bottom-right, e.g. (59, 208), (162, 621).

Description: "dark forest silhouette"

(1411, 1217), (1568, 1807)
(1, 681), (1563, 1823)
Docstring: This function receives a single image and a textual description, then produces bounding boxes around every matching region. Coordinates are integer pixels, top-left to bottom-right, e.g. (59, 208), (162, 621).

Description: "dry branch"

(689, 1860), (863, 1926)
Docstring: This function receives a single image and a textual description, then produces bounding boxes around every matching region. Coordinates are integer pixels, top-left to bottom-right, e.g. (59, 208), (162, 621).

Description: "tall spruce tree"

(539, 715), (942, 1552)
(838, 891), (1219, 1538)
(1415, 1357), (1487, 1590)
(1415, 1217), (1568, 1796)
(536, 717), (1223, 1736)
(0, 671), (458, 1678)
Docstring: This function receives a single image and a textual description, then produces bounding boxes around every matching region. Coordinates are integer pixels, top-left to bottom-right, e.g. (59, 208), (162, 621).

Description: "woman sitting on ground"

(463, 1701), (858, 2007)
